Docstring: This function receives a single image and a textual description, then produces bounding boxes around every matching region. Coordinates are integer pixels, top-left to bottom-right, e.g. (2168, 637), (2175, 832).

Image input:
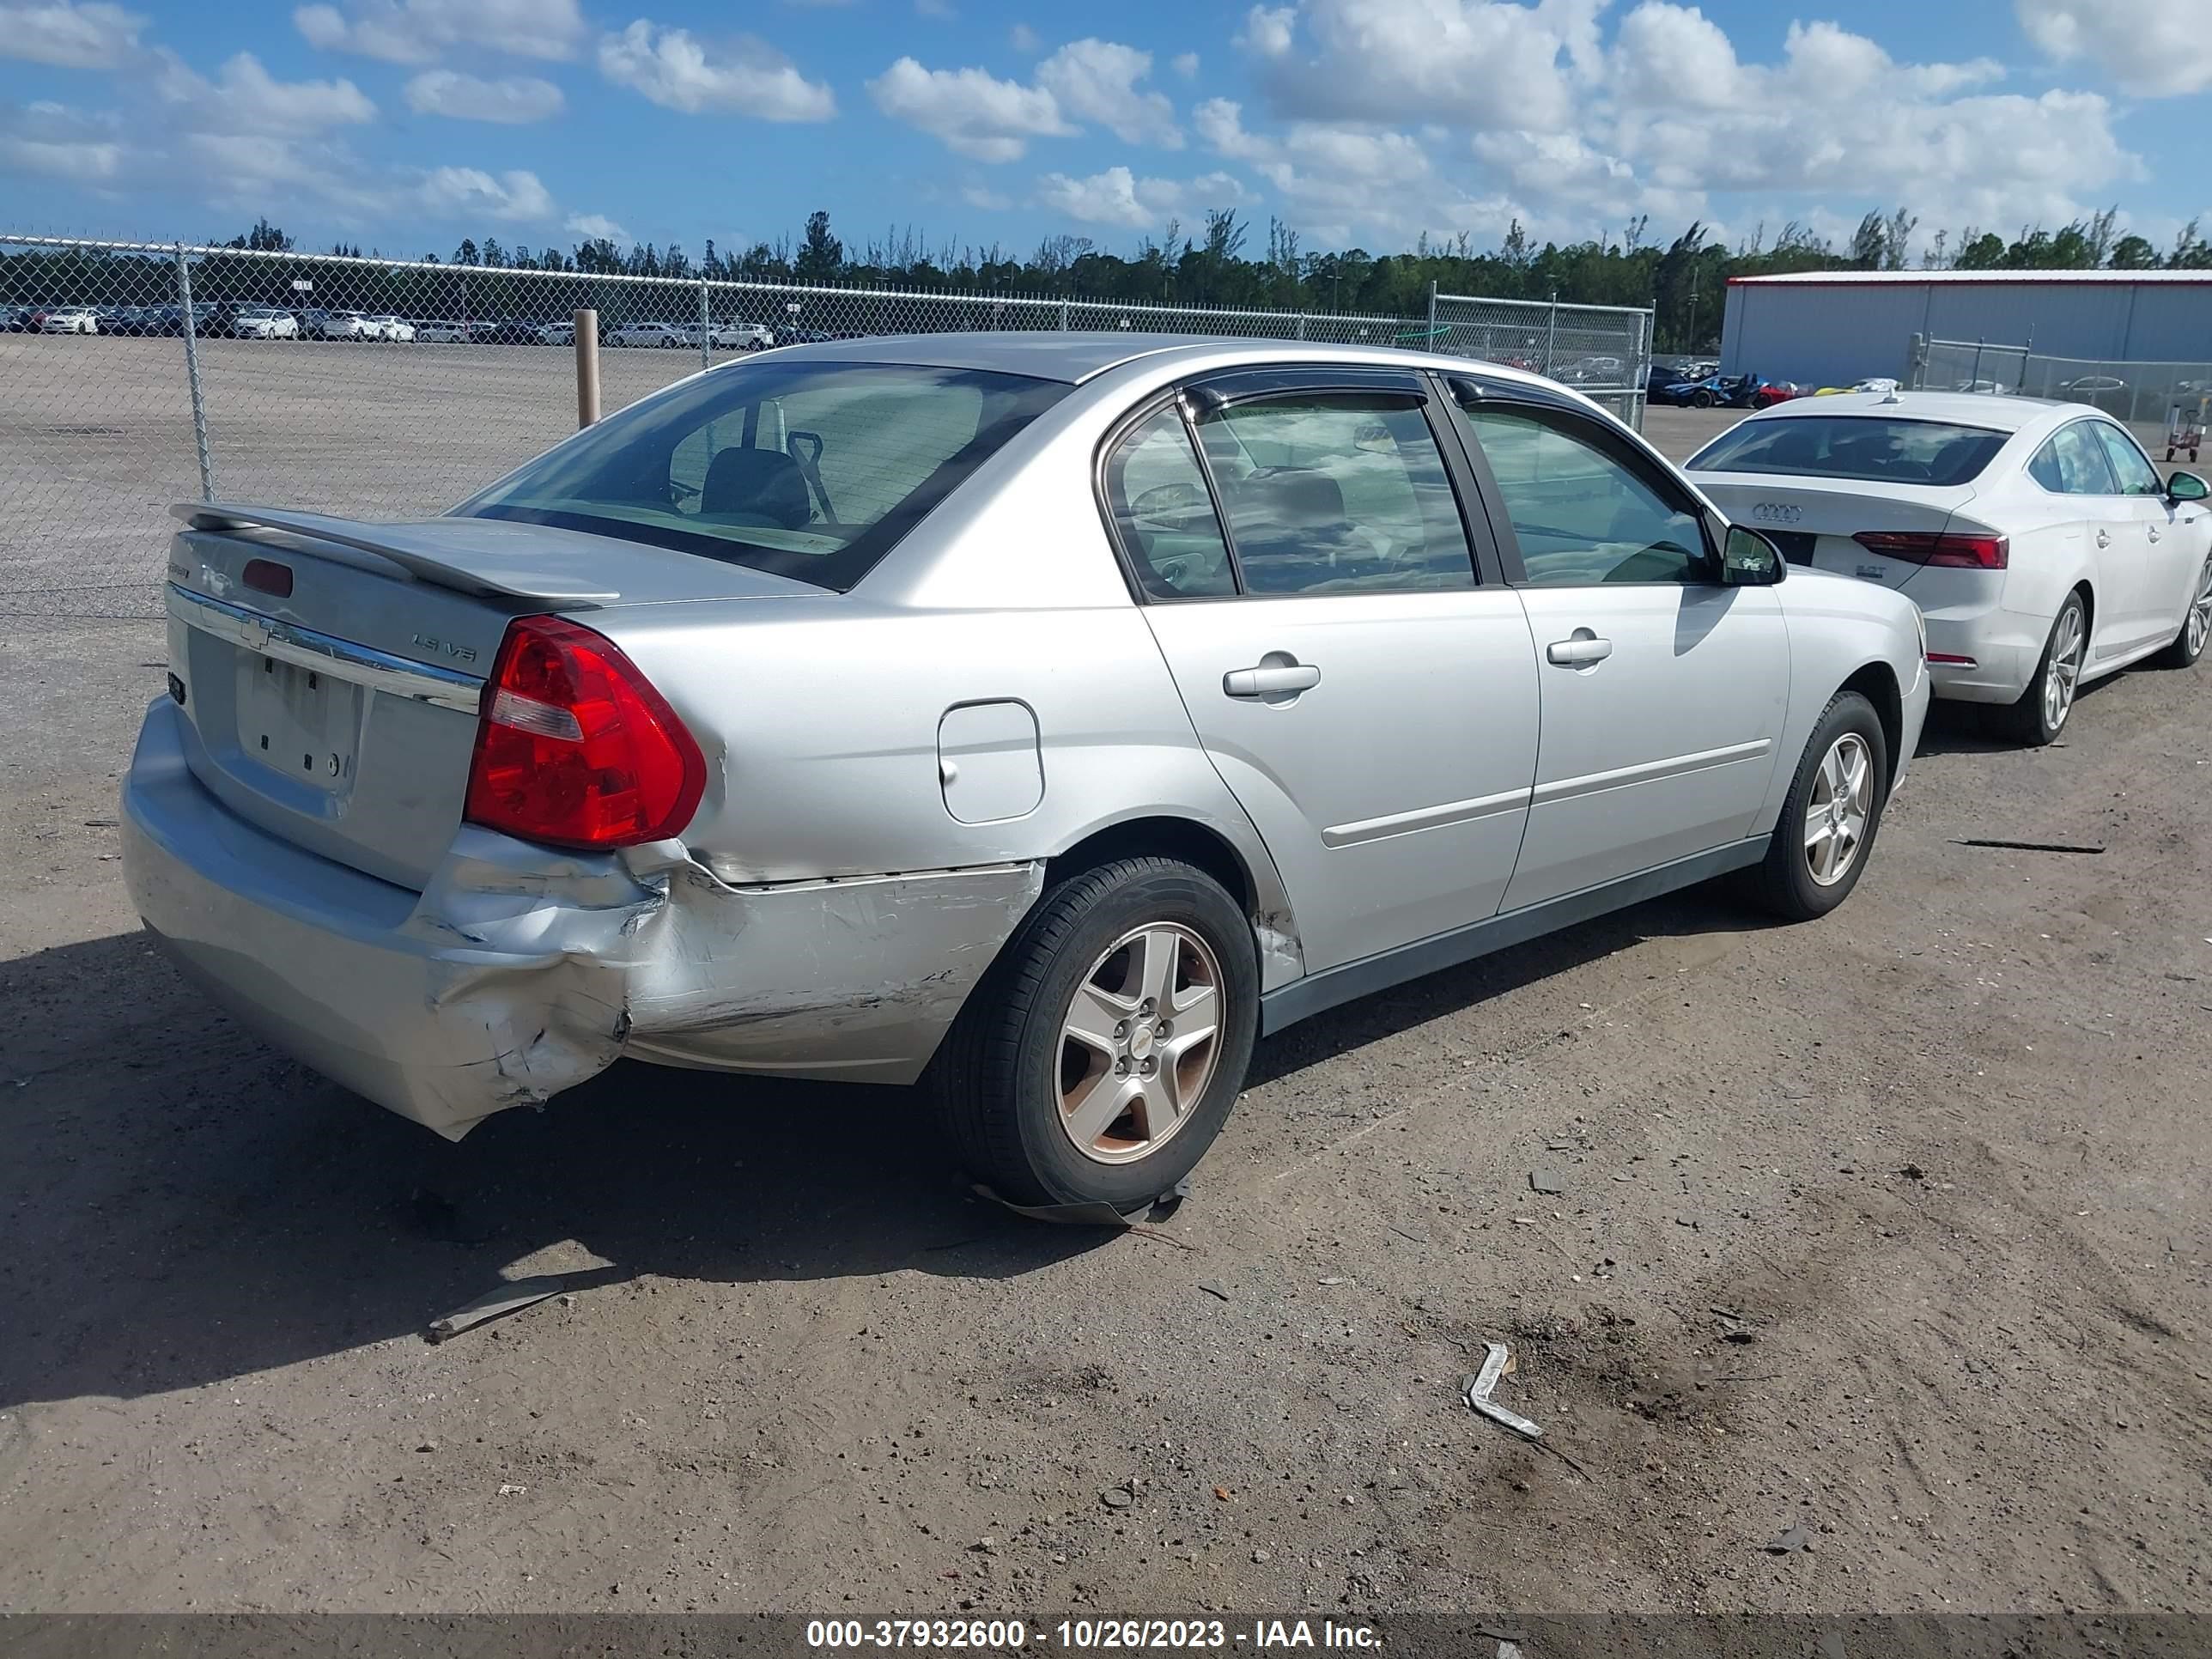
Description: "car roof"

(1745, 390), (2063, 433)
(733, 330), (1573, 392)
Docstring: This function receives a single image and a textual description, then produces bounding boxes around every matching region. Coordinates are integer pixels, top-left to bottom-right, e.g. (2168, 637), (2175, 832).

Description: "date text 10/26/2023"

(804, 1619), (1382, 1650)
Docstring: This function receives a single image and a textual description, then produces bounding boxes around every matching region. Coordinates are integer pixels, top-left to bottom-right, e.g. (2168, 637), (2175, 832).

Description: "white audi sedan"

(610, 320), (690, 348)
(122, 337), (1928, 1212)
(1688, 393), (2212, 744)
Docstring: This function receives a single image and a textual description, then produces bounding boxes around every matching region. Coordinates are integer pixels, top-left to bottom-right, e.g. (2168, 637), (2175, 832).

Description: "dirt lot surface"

(2, 395), (2209, 1624)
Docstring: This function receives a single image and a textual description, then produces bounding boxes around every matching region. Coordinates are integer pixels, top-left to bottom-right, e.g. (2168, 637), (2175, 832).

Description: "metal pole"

(1425, 280), (1437, 346)
(1545, 290), (1559, 375)
(697, 280), (712, 369)
(1059, 298), (1071, 331)
(574, 308), (601, 428)
(174, 243), (215, 502)
(1297, 314), (1308, 341)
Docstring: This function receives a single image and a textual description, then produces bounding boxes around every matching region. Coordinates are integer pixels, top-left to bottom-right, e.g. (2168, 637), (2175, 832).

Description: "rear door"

(1447, 386), (1790, 911)
(2087, 420), (2190, 653)
(1112, 371), (1542, 973)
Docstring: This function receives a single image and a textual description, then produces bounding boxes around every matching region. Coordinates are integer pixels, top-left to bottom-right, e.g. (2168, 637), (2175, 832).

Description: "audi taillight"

(464, 616), (706, 850)
(1851, 531), (2008, 569)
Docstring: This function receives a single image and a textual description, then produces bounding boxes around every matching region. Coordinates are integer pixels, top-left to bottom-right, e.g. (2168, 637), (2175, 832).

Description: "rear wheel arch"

(1048, 816), (1257, 917)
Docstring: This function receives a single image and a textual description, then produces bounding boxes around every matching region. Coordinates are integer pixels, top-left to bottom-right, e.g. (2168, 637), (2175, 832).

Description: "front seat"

(702, 447), (812, 528)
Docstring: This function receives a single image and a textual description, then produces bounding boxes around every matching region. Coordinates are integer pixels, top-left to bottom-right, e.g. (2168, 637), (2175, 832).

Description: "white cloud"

(1009, 21), (1039, 52)
(0, 0), (145, 69)
(155, 52), (377, 135)
(962, 182), (1012, 210)
(1035, 164), (1248, 229)
(598, 21), (836, 119)
(866, 56), (1071, 161)
(404, 68), (563, 122)
(0, 100), (125, 179)
(293, 0), (585, 64)
(1238, 0), (1594, 132)
(1170, 51), (1199, 79)
(1036, 38), (1180, 147)
(416, 163), (552, 220)
(566, 211), (629, 243)
(2016, 0), (2212, 97)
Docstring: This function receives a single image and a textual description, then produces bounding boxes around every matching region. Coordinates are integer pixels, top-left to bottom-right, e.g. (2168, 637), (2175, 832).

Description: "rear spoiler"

(170, 502), (617, 605)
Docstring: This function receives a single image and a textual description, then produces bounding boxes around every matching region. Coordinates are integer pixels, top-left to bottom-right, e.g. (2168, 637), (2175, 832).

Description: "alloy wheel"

(2043, 604), (2085, 733)
(1803, 732), (1875, 887)
(1056, 923), (1224, 1165)
(2189, 557), (2212, 659)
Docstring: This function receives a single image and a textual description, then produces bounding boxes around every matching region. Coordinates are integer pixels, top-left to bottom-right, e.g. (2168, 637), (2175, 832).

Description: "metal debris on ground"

(1950, 837), (2105, 855)
(1529, 1167), (1565, 1195)
(1764, 1523), (1812, 1553)
(1461, 1342), (1544, 1439)
(424, 1274), (575, 1343)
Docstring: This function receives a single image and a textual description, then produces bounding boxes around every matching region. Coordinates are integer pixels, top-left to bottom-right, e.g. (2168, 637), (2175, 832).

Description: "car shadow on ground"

(1911, 676), (2123, 757)
(1, 890), (1755, 1411)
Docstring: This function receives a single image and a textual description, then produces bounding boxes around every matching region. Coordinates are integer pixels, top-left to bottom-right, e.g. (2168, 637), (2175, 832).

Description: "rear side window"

(2029, 422), (2122, 495)
(457, 361), (1067, 591)
(1103, 408), (1237, 600)
(1193, 396), (1475, 594)
(1688, 416), (2008, 486)
(2090, 422), (2162, 495)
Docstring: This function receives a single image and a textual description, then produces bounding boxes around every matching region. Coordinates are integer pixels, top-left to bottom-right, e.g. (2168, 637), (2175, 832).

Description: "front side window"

(458, 360), (1067, 591)
(2091, 422), (2163, 495)
(1462, 404), (1712, 586)
(1103, 407), (1237, 599)
(1192, 396), (1475, 594)
(2029, 422), (2122, 496)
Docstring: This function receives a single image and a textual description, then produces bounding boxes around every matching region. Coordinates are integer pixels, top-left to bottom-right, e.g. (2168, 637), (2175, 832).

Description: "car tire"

(1747, 690), (1890, 923)
(1988, 591), (2087, 744)
(2154, 552), (2212, 669)
(933, 857), (1259, 1212)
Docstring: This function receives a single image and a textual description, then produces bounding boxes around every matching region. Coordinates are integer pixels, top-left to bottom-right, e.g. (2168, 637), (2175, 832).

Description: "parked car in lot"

(38, 305), (100, 334)
(123, 336), (1929, 1207)
(1686, 392), (2212, 744)
(362, 314), (415, 342)
(534, 319), (575, 346)
(609, 320), (691, 348)
(1755, 380), (1810, 407)
(1653, 369), (1764, 409)
(411, 319), (473, 343)
(231, 307), (300, 339)
(685, 320), (775, 350)
(308, 309), (372, 340)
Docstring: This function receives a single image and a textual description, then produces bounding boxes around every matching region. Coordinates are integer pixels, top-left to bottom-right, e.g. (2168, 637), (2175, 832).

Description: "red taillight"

(1852, 531), (2008, 569)
(464, 616), (706, 850)
(242, 557), (293, 597)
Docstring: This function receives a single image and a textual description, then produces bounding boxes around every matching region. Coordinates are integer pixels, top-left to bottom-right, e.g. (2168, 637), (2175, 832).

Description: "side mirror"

(2166, 470), (2208, 502)
(1722, 524), (1786, 586)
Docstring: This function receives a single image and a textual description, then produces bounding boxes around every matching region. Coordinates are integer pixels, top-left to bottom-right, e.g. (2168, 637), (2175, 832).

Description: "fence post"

(697, 280), (712, 369)
(1544, 291), (1559, 376)
(574, 309), (601, 428)
(1059, 298), (1071, 331)
(1425, 281), (1437, 346)
(173, 243), (215, 503)
(1297, 314), (1308, 341)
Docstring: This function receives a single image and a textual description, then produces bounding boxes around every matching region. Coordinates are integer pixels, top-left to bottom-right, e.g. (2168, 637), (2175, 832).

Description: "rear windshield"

(456, 360), (1067, 591)
(1688, 415), (2007, 487)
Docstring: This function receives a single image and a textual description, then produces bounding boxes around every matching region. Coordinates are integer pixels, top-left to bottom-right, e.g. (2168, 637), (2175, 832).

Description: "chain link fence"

(1, 234), (1649, 622)
(1911, 337), (2212, 452)
(1429, 288), (1651, 428)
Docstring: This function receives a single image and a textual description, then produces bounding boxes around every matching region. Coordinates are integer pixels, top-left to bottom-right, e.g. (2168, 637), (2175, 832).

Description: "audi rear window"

(1687, 416), (2008, 487)
(456, 360), (1069, 592)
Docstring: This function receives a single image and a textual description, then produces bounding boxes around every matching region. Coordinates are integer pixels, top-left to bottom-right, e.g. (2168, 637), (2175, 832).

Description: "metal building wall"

(1719, 279), (2212, 385)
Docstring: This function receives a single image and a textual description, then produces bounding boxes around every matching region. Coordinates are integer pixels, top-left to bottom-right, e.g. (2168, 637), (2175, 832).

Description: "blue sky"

(3, 0), (2208, 264)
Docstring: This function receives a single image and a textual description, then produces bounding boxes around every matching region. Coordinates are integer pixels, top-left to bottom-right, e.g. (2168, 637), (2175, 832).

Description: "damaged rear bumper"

(120, 697), (1043, 1139)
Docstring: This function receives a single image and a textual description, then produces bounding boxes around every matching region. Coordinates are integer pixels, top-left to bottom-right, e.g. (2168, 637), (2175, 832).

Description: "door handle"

(1546, 635), (1613, 666)
(2096, 530), (2112, 548)
(1224, 662), (1322, 698)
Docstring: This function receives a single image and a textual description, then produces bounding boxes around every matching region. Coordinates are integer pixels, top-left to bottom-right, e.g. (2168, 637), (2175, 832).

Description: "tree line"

(11, 206), (2209, 353)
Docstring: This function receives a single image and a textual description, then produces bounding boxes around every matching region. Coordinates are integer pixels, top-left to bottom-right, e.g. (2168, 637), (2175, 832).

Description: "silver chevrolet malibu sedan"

(124, 335), (1929, 1212)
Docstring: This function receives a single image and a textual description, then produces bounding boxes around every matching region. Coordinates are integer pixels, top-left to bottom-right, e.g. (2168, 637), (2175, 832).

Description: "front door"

(2087, 419), (2188, 655)
(1449, 392), (1790, 912)
(1104, 380), (1541, 973)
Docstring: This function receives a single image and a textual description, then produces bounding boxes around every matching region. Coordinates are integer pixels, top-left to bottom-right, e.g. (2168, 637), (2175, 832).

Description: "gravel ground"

(1, 376), (2209, 1622)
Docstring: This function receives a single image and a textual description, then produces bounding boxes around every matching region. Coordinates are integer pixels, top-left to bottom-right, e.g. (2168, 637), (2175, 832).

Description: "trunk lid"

(1693, 475), (1981, 592)
(164, 506), (811, 890)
